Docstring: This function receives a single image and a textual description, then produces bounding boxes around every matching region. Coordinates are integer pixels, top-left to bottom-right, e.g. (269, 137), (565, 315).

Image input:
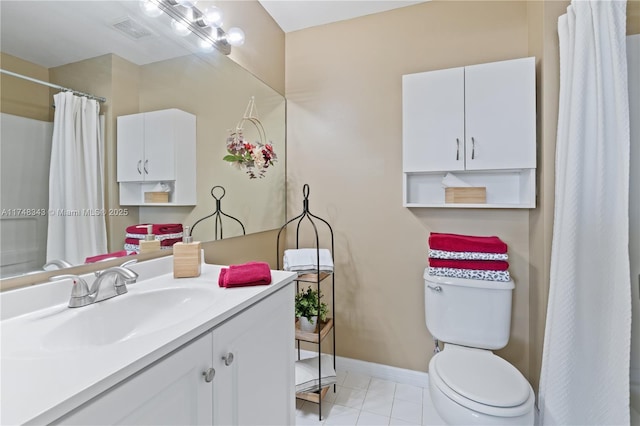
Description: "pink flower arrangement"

(223, 130), (277, 179)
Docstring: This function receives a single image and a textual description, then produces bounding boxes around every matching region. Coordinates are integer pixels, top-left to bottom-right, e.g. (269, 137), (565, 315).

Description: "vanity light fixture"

(139, 0), (245, 55)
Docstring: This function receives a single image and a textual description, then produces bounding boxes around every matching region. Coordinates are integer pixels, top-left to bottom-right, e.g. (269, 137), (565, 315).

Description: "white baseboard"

(298, 350), (430, 388)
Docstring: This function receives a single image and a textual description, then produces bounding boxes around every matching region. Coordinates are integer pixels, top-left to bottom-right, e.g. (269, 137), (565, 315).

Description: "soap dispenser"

(173, 225), (201, 278)
(138, 224), (161, 253)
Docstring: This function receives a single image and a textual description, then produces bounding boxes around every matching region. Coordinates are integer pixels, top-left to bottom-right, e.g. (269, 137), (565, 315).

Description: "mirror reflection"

(0, 0), (286, 280)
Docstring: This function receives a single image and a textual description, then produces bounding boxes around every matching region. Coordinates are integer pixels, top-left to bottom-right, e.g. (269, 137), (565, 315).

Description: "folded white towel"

(295, 354), (337, 393)
(441, 172), (473, 188)
(284, 248), (334, 273)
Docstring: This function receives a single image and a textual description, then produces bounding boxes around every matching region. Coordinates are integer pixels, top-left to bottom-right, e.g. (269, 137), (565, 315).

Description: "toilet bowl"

(423, 271), (535, 425)
(428, 344), (534, 425)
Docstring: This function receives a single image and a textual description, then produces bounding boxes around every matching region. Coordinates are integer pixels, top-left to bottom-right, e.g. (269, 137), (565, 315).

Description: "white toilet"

(424, 270), (535, 425)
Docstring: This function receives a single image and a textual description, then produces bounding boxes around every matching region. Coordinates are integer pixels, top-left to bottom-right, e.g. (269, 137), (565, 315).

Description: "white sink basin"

(2, 282), (219, 356)
(42, 286), (217, 350)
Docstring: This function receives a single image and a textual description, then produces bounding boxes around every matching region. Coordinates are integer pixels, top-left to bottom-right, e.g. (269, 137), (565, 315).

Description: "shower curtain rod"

(0, 68), (107, 103)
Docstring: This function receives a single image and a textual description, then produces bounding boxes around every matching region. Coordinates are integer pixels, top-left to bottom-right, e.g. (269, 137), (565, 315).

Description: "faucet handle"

(120, 259), (138, 268)
(50, 274), (92, 308)
(43, 259), (73, 270)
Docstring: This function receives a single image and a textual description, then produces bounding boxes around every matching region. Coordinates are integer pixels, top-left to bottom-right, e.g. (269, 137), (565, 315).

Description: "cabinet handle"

(456, 138), (460, 161)
(137, 160), (142, 175)
(471, 137), (476, 160)
(222, 352), (234, 366)
(202, 367), (215, 383)
(144, 159), (149, 174)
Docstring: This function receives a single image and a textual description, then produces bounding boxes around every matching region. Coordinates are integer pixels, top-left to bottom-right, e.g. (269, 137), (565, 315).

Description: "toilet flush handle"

(427, 284), (442, 292)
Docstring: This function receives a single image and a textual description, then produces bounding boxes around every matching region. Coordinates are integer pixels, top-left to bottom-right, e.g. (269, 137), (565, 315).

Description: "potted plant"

(295, 286), (329, 333)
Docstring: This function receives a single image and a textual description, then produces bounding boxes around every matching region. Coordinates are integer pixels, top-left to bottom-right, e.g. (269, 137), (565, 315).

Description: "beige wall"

(286, 1), (532, 376)
(286, 0), (638, 387)
(0, 53), (50, 120)
(221, 0), (286, 95)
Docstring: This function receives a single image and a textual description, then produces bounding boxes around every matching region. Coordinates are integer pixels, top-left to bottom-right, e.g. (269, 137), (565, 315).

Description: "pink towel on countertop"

(428, 258), (509, 271)
(125, 223), (183, 235)
(428, 232), (508, 254)
(218, 261), (272, 288)
(85, 250), (130, 264)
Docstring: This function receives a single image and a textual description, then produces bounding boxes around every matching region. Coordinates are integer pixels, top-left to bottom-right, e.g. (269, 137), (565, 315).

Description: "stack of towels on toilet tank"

(427, 232), (510, 282)
(124, 223), (184, 253)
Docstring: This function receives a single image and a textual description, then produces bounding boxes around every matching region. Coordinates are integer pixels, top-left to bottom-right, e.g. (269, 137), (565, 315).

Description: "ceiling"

(0, 1), (199, 68)
(258, 1), (428, 33)
(0, 1), (428, 69)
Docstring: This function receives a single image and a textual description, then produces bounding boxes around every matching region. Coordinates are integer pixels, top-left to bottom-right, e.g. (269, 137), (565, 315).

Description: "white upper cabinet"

(403, 67), (465, 172)
(464, 58), (536, 170)
(116, 113), (145, 182)
(117, 109), (196, 206)
(402, 57), (536, 208)
(403, 57), (535, 173)
(142, 109), (179, 181)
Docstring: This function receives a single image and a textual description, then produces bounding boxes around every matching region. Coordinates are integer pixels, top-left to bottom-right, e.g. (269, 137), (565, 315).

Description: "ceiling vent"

(111, 16), (155, 40)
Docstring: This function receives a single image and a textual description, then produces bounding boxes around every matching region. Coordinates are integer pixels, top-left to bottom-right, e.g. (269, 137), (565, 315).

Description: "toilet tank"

(424, 269), (515, 350)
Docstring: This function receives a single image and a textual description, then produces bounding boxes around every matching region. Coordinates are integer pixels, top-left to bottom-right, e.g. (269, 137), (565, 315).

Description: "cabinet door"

(56, 333), (214, 425)
(117, 114), (145, 182)
(403, 67), (465, 172)
(143, 109), (177, 181)
(464, 57), (536, 170)
(213, 284), (295, 426)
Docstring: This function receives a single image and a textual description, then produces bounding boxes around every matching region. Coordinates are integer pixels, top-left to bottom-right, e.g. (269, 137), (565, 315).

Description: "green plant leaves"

(295, 286), (328, 322)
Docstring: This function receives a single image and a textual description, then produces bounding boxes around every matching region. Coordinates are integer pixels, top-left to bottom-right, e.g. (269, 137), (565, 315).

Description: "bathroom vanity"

(0, 257), (297, 425)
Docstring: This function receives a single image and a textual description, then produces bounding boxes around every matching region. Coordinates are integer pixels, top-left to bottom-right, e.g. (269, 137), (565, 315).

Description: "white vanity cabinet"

(117, 108), (196, 206)
(402, 57), (536, 208)
(56, 333), (214, 425)
(213, 283), (295, 425)
(54, 284), (295, 426)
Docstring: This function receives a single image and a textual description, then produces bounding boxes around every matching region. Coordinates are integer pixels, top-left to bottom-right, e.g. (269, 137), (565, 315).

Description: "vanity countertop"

(0, 257), (296, 425)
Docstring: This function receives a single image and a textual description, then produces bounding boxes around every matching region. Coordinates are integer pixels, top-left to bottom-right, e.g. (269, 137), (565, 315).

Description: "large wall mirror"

(0, 1), (286, 280)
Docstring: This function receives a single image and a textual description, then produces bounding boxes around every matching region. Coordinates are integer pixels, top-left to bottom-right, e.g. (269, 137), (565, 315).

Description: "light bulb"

(226, 27), (245, 46)
(198, 38), (214, 52)
(171, 19), (191, 36)
(139, 0), (163, 17)
(202, 6), (223, 28)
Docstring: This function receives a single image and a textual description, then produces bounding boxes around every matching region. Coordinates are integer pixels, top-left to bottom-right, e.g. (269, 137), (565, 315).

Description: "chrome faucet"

(52, 260), (138, 308)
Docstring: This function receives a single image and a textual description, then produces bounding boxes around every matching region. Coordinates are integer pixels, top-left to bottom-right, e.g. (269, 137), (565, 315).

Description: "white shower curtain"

(538, 1), (631, 425)
(46, 92), (107, 265)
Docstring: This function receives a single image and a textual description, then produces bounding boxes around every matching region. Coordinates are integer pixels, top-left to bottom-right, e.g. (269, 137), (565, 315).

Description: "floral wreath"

(223, 98), (277, 179)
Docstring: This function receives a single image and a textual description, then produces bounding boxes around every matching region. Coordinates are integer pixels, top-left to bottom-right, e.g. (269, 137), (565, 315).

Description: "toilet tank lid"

(423, 269), (514, 290)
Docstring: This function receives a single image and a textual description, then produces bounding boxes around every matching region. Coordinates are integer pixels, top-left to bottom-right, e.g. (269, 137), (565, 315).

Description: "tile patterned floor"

(296, 370), (446, 426)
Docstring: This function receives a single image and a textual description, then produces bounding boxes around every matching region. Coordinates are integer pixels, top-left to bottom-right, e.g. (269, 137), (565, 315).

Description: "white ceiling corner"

(258, 1), (429, 33)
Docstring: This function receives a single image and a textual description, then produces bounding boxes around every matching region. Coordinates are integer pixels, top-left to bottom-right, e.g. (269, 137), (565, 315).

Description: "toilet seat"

(429, 346), (534, 418)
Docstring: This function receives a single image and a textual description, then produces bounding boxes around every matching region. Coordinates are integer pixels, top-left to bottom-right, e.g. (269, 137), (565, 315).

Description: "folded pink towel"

(428, 258), (509, 271)
(428, 232), (508, 254)
(85, 250), (130, 264)
(125, 223), (183, 235)
(218, 261), (272, 288)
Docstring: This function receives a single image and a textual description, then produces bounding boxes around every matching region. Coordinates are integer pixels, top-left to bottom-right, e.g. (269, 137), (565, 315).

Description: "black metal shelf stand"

(276, 184), (336, 421)
(190, 185), (245, 241)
